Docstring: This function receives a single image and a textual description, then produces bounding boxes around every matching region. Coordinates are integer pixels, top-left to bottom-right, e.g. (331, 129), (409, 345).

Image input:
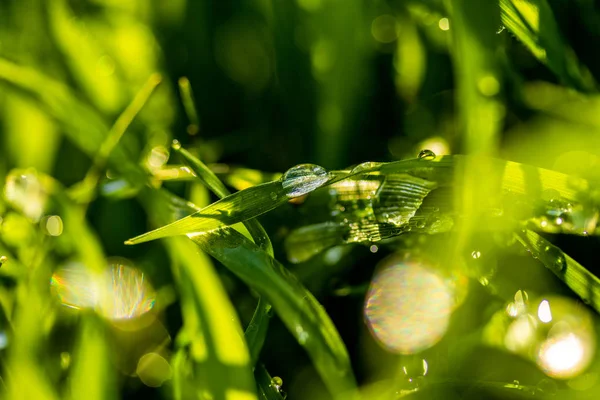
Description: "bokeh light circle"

(364, 258), (453, 354)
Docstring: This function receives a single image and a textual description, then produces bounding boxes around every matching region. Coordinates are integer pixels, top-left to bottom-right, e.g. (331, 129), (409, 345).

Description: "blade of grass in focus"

(499, 0), (595, 91)
(171, 142), (274, 364)
(515, 229), (600, 313)
(187, 228), (359, 400)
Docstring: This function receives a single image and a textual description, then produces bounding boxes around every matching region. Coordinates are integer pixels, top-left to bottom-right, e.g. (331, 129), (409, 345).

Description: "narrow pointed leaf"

(188, 228), (359, 400)
(515, 229), (600, 313)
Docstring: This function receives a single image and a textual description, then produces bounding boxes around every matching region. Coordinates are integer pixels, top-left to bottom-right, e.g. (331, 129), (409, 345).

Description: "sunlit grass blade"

(188, 228), (358, 400)
(166, 237), (258, 400)
(515, 229), (600, 313)
(127, 162), (337, 244)
(171, 142), (274, 362)
(68, 316), (116, 400)
(499, 0), (595, 91)
(125, 180), (284, 244)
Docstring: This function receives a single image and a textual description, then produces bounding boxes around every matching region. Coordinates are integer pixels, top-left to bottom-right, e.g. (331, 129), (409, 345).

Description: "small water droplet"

(271, 376), (283, 391)
(471, 250), (481, 259)
(0, 256), (7, 265)
(369, 245), (378, 253)
(171, 139), (182, 150)
(513, 380), (520, 385)
(269, 192), (278, 201)
(281, 164), (332, 198)
(543, 245), (566, 273)
(418, 149), (436, 160)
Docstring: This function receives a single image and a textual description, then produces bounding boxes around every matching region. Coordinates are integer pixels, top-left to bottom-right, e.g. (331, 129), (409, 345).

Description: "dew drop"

(0, 256), (6, 265)
(281, 164), (332, 198)
(270, 376), (283, 391)
(513, 380), (520, 385)
(171, 139), (182, 150)
(471, 250), (481, 259)
(418, 149), (436, 160)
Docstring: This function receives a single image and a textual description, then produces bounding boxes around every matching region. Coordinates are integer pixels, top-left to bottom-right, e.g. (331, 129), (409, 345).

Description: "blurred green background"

(2, 0), (600, 399)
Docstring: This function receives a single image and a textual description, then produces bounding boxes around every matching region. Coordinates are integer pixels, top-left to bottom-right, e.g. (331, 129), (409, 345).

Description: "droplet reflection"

(51, 260), (156, 322)
(364, 258), (453, 354)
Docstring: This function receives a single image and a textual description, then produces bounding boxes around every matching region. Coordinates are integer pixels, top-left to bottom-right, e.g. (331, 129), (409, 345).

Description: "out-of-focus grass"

(2, 0), (600, 399)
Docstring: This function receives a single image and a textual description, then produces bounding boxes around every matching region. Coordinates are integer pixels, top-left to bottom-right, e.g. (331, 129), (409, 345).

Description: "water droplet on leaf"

(271, 376), (283, 391)
(281, 164), (332, 198)
(171, 139), (182, 150)
(0, 256), (7, 265)
(418, 149), (436, 160)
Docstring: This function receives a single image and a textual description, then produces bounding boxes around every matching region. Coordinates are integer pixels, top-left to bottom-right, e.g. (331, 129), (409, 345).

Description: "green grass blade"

(125, 181), (286, 244)
(171, 142), (274, 256)
(0, 58), (146, 184)
(166, 237), (258, 400)
(245, 297), (272, 365)
(178, 77), (201, 135)
(515, 229), (600, 313)
(68, 317), (116, 400)
(447, 0), (505, 156)
(171, 142), (274, 365)
(499, 0), (595, 91)
(189, 228), (358, 400)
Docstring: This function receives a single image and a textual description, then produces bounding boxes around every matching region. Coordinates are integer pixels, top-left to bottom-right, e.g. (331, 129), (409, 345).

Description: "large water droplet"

(543, 245), (566, 273)
(418, 149), (436, 160)
(270, 376), (283, 391)
(281, 164), (332, 198)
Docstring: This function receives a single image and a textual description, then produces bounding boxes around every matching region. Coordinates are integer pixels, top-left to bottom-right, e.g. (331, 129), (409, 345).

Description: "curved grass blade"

(499, 0), (595, 91)
(515, 229), (600, 313)
(188, 228), (359, 400)
(172, 142), (274, 365)
(127, 162), (339, 245)
(171, 142), (273, 255)
(126, 181), (286, 244)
